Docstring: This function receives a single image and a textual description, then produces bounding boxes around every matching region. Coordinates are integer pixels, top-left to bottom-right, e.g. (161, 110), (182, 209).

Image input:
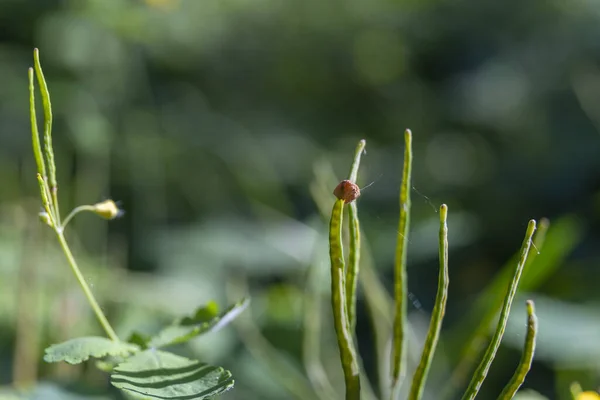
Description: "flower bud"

(38, 211), (52, 226)
(92, 200), (124, 220)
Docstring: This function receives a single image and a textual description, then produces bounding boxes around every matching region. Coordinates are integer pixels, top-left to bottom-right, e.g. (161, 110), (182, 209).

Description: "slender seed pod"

(408, 204), (449, 400)
(391, 129), (413, 394)
(497, 300), (538, 400)
(461, 220), (537, 400)
(329, 198), (361, 400)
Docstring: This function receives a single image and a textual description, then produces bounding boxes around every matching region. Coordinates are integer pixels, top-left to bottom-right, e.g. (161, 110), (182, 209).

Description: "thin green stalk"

(391, 129), (413, 396)
(346, 205), (359, 331)
(460, 220), (537, 400)
(408, 204), (450, 400)
(346, 139), (366, 331)
(30, 49), (119, 343)
(348, 139), (366, 183)
(445, 219), (549, 399)
(55, 231), (119, 342)
(61, 205), (97, 228)
(330, 198), (361, 400)
(497, 300), (538, 400)
(33, 48), (59, 221)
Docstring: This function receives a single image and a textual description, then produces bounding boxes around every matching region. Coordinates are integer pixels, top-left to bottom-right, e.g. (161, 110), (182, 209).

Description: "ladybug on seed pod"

(333, 180), (361, 204)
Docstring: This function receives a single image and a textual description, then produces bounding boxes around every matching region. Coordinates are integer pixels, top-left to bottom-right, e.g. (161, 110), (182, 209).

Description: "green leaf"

(148, 298), (249, 348)
(44, 337), (139, 364)
(181, 301), (219, 324)
(127, 331), (152, 350)
(110, 349), (234, 399)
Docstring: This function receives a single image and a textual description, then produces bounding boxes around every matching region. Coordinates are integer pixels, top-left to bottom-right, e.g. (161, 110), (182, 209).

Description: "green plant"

(27, 48), (247, 400)
(328, 132), (539, 400)
(224, 133), (544, 400)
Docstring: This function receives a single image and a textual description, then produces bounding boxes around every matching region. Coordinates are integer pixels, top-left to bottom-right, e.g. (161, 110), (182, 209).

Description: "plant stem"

(61, 205), (96, 228)
(460, 220), (537, 400)
(346, 203), (360, 331)
(55, 231), (119, 342)
(444, 218), (549, 400)
(346, 139), (366, 331)
(408, 204), (449, 400)
(330, 198), (361, 400)
(30, 49), (118, 344)
(497, 300), (538, 400)
(348, 139), (366, 183)
(391, 129), (413, 397)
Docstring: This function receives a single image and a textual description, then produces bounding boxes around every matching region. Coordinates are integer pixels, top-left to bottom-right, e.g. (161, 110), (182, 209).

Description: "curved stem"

(460, 220), (537, 400)
(61, 205), (96, 229)
(55, 231), (119, 341)
(348, 140), (366, 184)
(444, 219), (549, 400)
(497, 300), (538, 400)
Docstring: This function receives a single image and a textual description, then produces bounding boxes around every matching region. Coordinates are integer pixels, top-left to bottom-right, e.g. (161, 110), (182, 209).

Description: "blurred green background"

(1, 0), (600, 399)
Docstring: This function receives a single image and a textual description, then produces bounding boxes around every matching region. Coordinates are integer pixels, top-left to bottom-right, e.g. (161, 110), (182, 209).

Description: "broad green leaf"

(148, 298), (249, 348)
(110, 349), (234, 399)
(44, 337), (139, 364)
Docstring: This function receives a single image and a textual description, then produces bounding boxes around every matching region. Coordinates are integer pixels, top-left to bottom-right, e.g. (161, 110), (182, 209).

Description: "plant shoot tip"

(526, 299), (535, 310)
